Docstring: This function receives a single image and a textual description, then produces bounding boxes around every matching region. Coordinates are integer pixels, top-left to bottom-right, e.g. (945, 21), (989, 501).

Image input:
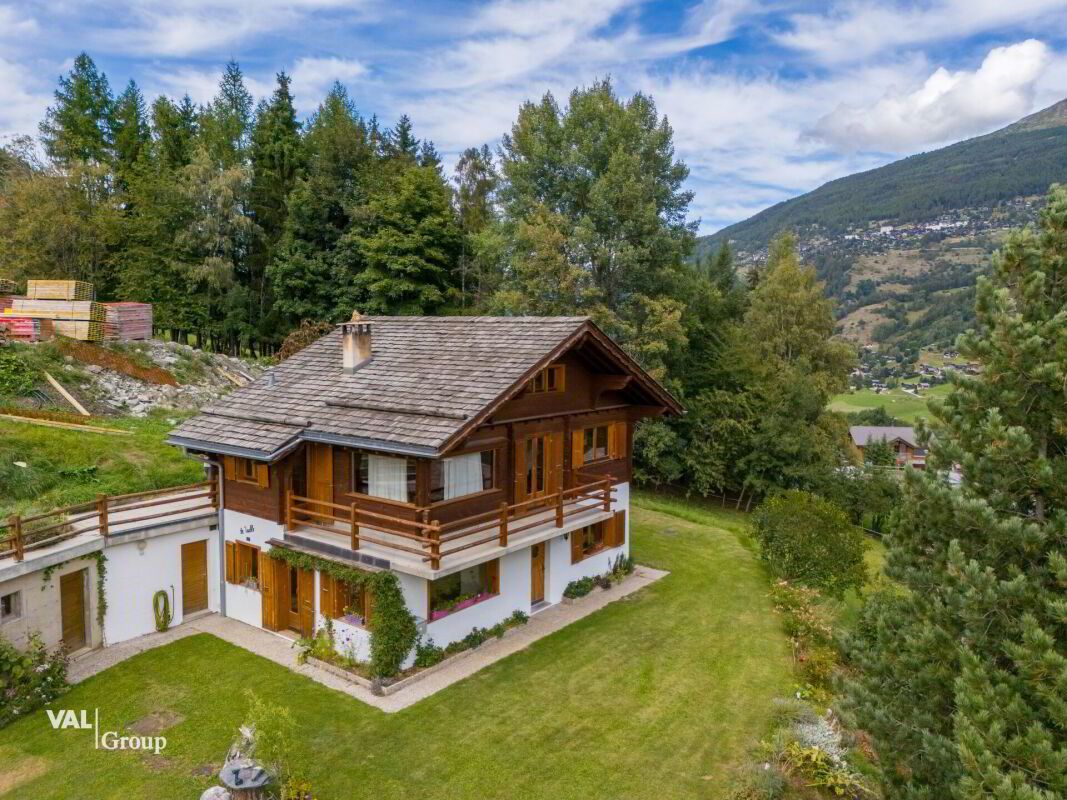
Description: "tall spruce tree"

(151, 95), (198, 171)
(453, 145), (499, 306)
(843, 186), (1067, 800)
(199, 61), (254, 169)
(111, 80), (149, 185)
(39, 53), (113, 167)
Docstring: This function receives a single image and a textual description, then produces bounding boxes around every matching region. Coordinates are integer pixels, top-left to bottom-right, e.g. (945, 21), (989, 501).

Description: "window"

(528, 364), (565, 394)
(572, 421), (626, 468)
(0, 591), (21, 623)
(351, 451), (417, 504)
(320, 573), (371, 624)
(583, 425), (610, 462)
(525, 435), (547, 497)
(429, 560), (499, 620)
(225, 456), (268, 488)
(580, 523), (605, 555)
(570, 512), (626, 564)
(225, 541), (260, 586)
(430, 450), (496, 502)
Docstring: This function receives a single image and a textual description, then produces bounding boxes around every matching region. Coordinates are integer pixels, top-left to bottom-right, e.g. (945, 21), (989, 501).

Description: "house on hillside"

(850, 425), (926, 469)
(162, 315), (681, 660)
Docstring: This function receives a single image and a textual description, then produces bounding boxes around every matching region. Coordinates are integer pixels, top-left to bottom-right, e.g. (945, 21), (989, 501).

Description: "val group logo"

(45, 708), (167, 754)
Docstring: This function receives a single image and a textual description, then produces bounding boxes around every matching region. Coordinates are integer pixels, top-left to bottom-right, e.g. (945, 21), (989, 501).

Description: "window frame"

(234, 457), (259, 485)
(226, 541), (261, 587)
(580, 522), (606, 556)
(428, 559), (500, 621)
(349, 450), (418, 505)
(429, 448), (498, 504)
(528, 364), (565, 394)
(0, 590), (21, 623)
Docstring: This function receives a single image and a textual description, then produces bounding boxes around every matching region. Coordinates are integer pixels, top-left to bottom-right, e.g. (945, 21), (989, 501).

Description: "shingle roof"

(170, 316), (669, 459)
(849, 426), (918, 448)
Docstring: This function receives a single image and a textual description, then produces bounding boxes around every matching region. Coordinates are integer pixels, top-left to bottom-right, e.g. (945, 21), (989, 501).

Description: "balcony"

(0, 482), (218, 574)
(283, 475), (617, 577)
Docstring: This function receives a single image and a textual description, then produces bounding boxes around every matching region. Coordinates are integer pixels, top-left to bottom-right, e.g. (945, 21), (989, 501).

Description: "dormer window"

(529, 364), (565, 394)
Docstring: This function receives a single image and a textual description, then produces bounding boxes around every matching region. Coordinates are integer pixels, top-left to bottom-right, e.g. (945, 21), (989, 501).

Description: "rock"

(199, 787), (231, 800)
(85, 364), (103, 374)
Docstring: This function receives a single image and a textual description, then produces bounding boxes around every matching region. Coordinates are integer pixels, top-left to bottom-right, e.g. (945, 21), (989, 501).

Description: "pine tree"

(843, 185), (1067, 800)
(111, 80), (149, 183)
(39, 53), (114, 166)
(348, 165), (462, 314)
(453, 145), (499, 305)
(198, 61), (254, 168)
(151, 95), (198, 171)
(387, 114), (418, 162)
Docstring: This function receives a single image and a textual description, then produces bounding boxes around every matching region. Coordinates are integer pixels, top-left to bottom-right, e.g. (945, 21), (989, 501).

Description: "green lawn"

(0, 497), (792, 800)
(829, 384), (951, 423)
(0, 411), (203, 518)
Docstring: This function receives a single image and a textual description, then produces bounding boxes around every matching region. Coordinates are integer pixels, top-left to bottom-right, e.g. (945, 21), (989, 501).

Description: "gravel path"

(67, 566), (668, 713)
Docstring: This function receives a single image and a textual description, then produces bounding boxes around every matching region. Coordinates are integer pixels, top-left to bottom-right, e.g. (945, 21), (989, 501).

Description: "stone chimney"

(341, 311), (372, 374)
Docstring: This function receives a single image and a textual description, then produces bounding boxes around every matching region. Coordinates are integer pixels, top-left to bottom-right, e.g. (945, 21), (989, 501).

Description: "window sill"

(343, 491), (418, 509)
(429, 592), (498, 622)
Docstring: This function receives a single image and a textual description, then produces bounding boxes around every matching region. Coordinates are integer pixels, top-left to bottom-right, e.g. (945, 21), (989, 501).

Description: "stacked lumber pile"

(0, 296), (14, 314)
(4, 289), (105, 341)
(103, 302), (153, 340)
(0, 317), (53, 341)
(26, 279), (94, 300)
(0, 279), (16, 294)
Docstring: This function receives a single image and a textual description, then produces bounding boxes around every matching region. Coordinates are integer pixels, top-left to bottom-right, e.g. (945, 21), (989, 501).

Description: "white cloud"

(0, 57), (51, 141)
(289, 57), (369, 111)
(809, 40), (1050, 150)
(777, 0), (1067, 64)
(0, 5), (38, 38)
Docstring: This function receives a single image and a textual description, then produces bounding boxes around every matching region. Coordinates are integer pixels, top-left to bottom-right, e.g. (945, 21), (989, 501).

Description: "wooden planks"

(26, 280), (94, 301)
(103, 302), (152, 341)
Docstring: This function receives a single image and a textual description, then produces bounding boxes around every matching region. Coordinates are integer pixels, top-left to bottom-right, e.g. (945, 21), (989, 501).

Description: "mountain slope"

(702, 98), (1067, 253)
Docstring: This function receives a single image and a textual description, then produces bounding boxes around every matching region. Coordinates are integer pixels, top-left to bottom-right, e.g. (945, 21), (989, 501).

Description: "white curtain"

(443, 453), (482, 500)
(368, 454), (407, 502)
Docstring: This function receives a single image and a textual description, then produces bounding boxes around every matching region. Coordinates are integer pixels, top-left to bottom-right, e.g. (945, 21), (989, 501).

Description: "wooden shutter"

(514, 437), (527, 502)
(223, 456), (236, 481)
(259, 552), (278, 630)
(225, 541), (236, 583)
(364, 587), (374, 625)
(319, 573), (333, 619)
(571, 430), (584, 469)
(548, 432), (564, 494)
(256, 463), (270, 489)
(610, 422), (627, 459)
(571, 528), (584, 564)
(486, 559), (500, 594)
(613, 510), (627, 547)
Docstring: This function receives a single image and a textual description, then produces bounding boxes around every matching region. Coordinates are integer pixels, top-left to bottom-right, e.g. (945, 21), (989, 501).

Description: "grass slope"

(0, 412), (203, 518)
(0, 498), (792, 800)
(829, 384), (951, 424)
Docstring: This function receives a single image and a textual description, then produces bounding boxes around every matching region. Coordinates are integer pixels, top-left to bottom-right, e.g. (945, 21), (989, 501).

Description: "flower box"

(429, 592), (494, 622)
(341, 614), (364, 627)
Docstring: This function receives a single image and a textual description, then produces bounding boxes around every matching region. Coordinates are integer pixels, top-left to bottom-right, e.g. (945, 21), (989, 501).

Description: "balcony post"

(555, 490), (564, 527)
(499, 502), (508, 547)
(9, 515), (23, 562)
(350, 501), (360, 551)
(602, 478), (611, 512)
(430, 523), (441, 570)
(97, 494), (109, 539)
(285, 489), (293, 529)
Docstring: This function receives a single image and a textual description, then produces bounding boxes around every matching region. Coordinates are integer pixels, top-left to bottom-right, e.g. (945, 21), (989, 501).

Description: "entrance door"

(516, 432), (563, 503)
(530, 542), (545, 604)
(287, 566), (315, 637)
(59, 569), (87, 651)
(306, 443), (333, 506)
(181, 540), (208, 615)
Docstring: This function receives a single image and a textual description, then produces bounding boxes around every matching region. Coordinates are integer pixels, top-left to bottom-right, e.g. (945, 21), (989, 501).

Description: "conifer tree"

(199, 61), (254, 168)
(388, 114), (419, 162)
(39, 53), (114, 166)
(843, 185), (1067, 800)
(151, 95), (198, 171)
(111, 80), (149, 183)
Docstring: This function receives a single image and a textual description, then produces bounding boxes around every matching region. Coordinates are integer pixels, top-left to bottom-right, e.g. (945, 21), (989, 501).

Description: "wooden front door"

(530, 542), (545, 603)
(306, 443), (334, 506)
(287, 566), (315, 637)
(59, 569), (87, 651)
(515, 431), (563, 503)
(181, 540), (209, 615)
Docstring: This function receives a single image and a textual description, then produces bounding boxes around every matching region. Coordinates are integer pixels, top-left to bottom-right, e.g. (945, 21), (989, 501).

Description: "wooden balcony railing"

(286, 477), (616, 569)
(0, 481), (218, 563)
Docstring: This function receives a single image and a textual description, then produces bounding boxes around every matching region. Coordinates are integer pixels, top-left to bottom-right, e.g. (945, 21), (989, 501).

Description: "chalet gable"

(168, 316), (680, 461)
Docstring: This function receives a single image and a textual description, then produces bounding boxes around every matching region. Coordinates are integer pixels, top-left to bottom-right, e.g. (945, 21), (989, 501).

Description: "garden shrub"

(368, 573), (417, 678)
(751, 490), (867, 597)
(0, 349), (36, 397)
(563, 576), (595, 598)
(413, 637), (444, 669)
(0, 632), (69, 728)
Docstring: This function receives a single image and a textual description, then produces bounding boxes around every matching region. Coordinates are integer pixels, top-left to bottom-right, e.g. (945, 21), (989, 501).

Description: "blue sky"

(2, 1), (1067, 233)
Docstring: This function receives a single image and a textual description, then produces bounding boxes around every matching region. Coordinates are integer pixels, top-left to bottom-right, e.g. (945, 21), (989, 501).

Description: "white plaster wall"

(423, 548), (530, 648)
(396, 571), (427, 622)
(104, 527), (220, 645)
(224, 509), (283, 550)
(321, 614), (373, 662)
(545, 481), (630, 604)
(226, 583), (263, 628)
